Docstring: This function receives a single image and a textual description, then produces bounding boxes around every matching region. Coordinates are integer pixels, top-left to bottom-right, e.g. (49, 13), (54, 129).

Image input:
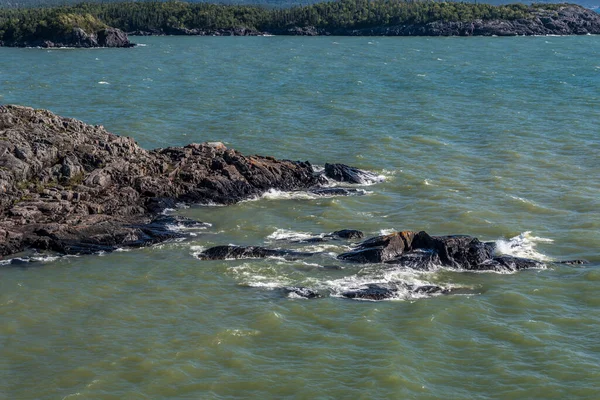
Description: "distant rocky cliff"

(0, 26), (133, 48)
(270, 5), (600, 36)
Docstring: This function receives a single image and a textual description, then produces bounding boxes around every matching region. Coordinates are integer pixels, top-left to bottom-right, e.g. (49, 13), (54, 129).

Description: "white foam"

(266, 228), (316, 241)
(260, 189), (319, 201)
(494, 231), (553, 261)
(165, 222), (211, 232)
(189, 245), (206, 258)
(509, 195), (538, 206)
(326, 266), (452, 301)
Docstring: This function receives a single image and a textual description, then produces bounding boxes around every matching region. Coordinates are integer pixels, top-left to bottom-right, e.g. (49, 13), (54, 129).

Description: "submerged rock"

(282, 229), (364, 244)
(282, 286), (322, 299)
(342, 283), (451, 301)
(308, 187), (366, 197)
(331, 229), (364, 239)
(556, 259), (589, 265)
(323, 163), (382, 184)
(197, 245), (313, 260)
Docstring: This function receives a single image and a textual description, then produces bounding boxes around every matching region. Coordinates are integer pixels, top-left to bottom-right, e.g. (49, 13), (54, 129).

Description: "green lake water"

(1, 35), (599, 399)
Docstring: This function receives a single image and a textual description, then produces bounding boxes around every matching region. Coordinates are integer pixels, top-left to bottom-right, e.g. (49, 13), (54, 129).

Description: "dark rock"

(331, 229), (363, 239)
(342, 282), (450, 300)
(97, 27), (134, 48)
(556, 259), (589, 265)
(1, 105), (365, 257)
(411, 232), (495, 270)
(338, 231), (416, 263)
(308, 187), (365, 196)
(0, 26), (133, 48)
(197, 245), (313, 260)
(478, 256), (545, 272)
(384, 249), (441, 270)
(282, 229), (363, 244)
(282, 286), (322, 299)
(323, 163), (382, 184)
(337, 230), (546, 272)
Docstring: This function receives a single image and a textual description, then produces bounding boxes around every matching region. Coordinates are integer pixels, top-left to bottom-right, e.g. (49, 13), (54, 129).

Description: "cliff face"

(0, 106), (322, 256)
(0, 26), (133, 48)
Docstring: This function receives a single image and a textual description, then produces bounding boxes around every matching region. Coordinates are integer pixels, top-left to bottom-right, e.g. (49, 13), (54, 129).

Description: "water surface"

(1, 36), (599, 399)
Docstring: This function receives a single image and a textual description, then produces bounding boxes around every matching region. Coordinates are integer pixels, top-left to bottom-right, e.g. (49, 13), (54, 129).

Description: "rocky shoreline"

(0, 105), (378, 257)
(127, 5), (600, 37)
(0, 27), (133, 48)
(0, 106), (589, 302)
(1, 5), (598, 48)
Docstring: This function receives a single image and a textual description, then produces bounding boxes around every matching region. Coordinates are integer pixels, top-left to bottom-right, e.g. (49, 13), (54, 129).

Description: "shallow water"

(1, 36), (599, 399)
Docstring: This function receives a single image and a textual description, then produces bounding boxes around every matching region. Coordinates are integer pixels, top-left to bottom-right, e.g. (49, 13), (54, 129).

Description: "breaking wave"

(494, 231), (553, 262)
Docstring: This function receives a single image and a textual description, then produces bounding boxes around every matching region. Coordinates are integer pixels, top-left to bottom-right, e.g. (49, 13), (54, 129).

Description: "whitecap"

(266, 228), (316, 241)
(494, 231), (553, 261)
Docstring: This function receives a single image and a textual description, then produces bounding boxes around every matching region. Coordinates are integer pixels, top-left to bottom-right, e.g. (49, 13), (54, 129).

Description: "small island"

(0, 1), (599, 47)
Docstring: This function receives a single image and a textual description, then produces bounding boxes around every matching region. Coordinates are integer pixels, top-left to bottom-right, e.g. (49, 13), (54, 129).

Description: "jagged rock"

(1, 105), (368, 258)
(338, 230), (546, 272)
(411, 232), (495, 270)
(197, 245), (313, 260)
(97, 27), (133, 48)
(1, 26), (133, 48)
(338, 231), (416, 263)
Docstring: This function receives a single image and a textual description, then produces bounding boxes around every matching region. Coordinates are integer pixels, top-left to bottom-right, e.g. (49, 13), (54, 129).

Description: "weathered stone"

(1, 106), (368, 258)
(338, 231), (416, 263)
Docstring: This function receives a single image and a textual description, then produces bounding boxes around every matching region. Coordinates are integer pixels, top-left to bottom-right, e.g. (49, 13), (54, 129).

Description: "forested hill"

(1, 1), (600, 45)
(1, 0), (599, 9)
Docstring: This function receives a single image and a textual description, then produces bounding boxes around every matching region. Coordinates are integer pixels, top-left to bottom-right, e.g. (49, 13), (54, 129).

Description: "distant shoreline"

(1, 2), (600, 48)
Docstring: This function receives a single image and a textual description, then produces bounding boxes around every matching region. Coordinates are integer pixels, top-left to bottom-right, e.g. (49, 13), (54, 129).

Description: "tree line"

(0, 0), (568, 42)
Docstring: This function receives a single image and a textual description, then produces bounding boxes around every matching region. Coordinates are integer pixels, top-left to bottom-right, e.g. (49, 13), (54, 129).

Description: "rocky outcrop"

(0, 105), (368, 258)
(0, 27), (133, 48)
(273, 5), (600, 37)
(197, 229), (552, 273)
(338, 231), (545, 272)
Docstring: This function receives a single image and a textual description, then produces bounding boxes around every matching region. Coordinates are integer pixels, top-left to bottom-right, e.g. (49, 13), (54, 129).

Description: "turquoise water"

(1, 36), (600, 399)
